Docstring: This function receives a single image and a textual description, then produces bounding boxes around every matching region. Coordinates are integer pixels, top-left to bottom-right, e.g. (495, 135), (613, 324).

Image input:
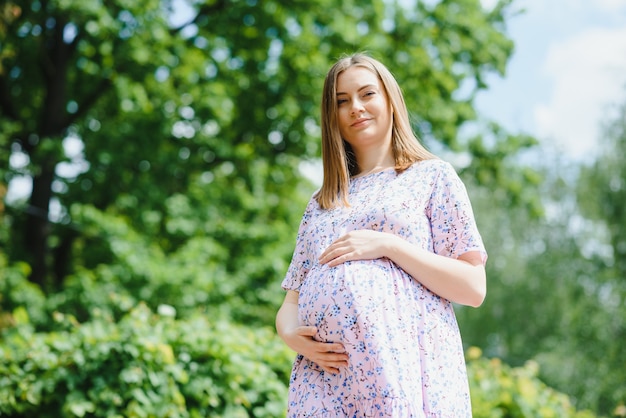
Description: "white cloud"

(533, 26), (626, 160)
(595, 0), (626, 14)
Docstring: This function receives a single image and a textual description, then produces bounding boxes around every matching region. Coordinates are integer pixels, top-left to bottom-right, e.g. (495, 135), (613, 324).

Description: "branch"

(39, 16), (83, 136)
(0, 75), (19, 120)
(65, 77), (112, 126)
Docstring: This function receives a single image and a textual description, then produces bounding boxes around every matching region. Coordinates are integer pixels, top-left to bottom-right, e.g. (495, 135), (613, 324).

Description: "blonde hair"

(315, 53), (437, 209)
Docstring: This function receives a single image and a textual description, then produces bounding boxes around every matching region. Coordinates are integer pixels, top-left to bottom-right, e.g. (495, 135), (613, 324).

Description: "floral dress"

(281, 159), (487, 417)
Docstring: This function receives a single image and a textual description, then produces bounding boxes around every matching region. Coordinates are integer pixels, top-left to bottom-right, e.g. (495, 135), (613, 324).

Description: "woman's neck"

(354, 153), (395, 178)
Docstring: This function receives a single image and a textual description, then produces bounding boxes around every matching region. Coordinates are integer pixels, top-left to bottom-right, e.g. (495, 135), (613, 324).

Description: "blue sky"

(476, 0), (626, 163)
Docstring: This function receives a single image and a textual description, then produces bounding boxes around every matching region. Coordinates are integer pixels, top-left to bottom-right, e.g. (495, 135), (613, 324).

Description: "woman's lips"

(351, 118), (370, 127)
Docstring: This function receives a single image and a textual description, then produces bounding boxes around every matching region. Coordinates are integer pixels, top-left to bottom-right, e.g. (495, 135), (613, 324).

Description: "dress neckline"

(350, 166), (396, 181)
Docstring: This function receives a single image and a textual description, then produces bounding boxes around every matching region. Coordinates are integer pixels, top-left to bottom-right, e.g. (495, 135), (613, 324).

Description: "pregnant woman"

(276, 53), (487, 417)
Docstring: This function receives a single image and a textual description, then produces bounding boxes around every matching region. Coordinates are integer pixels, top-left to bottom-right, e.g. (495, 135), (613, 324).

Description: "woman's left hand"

(319, 230), (393, 267)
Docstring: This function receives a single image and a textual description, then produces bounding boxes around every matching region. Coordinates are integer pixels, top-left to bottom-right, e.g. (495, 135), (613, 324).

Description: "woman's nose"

(350, 98), (365, 115)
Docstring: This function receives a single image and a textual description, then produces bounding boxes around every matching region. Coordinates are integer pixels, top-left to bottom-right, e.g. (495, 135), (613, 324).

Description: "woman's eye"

(337, 99), (347, 105)
(364, 91), (375, 97)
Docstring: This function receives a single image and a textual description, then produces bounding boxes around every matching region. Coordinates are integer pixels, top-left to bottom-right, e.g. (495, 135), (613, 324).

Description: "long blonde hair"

(315, 53), (437, 209)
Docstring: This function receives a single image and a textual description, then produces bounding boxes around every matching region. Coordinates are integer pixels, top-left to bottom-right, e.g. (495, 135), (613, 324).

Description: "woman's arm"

(318, 230), (486, 307)
(276, 290), (349, 373)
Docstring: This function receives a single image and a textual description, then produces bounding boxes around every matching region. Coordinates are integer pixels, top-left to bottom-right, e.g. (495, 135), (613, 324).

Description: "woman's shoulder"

(406, 157), (455, 176)
(399, 159), (466, 192)
(307, 190), (322, 209)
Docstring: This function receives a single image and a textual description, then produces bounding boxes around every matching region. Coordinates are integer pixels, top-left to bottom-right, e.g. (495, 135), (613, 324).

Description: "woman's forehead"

(336, 66), (381, 92)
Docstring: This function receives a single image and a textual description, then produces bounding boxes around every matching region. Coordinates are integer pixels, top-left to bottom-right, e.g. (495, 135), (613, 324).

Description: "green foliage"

(577, 101), (626, 273)
(38, 202), (292, 329)
(0, 0), (531, 288)
(463, 122), (542, 217)
(0, 304), (293, 418)
(570, 100), (626, 413)
(456, 140), (626, 415)
(466, 348), (596, 418)
(0, 307), (598, 418)
(5, 0), (615, 416)
(0, 253), (48, 328)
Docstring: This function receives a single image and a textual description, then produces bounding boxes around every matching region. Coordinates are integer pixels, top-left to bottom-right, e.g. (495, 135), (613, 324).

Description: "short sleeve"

(281, 196), (318, 291)
(427, 161), (487, 265)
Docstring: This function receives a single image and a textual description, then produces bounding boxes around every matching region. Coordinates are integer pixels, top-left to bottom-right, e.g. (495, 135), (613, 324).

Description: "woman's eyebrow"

(336, 84), (377, 96)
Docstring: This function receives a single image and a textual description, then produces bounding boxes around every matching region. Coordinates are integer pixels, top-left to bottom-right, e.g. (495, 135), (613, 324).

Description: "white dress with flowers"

(281, 159), (487, 417)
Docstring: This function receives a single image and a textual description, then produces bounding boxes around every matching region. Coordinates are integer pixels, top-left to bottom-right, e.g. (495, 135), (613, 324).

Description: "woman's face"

(335, 66), (393, 151)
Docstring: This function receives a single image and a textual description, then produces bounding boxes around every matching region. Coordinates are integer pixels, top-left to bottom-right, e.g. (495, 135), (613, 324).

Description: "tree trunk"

(25, 166), (55, 287)
(25, 17), (72, 286)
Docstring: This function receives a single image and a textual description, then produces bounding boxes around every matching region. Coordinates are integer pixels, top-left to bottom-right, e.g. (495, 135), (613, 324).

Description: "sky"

(475, 0), (626, 163)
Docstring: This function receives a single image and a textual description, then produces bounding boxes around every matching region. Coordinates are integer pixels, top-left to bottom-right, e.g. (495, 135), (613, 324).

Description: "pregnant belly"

(298, 259), (409, 345)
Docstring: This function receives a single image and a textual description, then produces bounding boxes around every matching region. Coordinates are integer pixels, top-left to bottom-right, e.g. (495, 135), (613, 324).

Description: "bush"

(0, 255), (48, 329)
(0, 304), (293, 418)
(466, 347), (597, 418)
(0, 279), (603, 418)
(43, 203), (292, 329)
(0, 313), (601, 418)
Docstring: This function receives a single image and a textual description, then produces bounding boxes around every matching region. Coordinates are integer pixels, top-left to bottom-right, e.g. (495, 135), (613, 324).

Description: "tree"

(578, 100), (626, 275)
(6, 1), (616, 416)
(455, 102), (626, 414)
(574, 99), (626, 413)
(0, 0), (526, 291)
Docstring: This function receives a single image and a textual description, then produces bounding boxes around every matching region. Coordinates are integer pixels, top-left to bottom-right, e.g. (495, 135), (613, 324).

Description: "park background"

(1, 0), (625, 416)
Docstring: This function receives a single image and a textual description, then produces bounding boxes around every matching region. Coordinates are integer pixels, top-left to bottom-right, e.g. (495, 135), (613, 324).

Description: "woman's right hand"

(276, 290), (349, 374)
(283, 325), (349, 374)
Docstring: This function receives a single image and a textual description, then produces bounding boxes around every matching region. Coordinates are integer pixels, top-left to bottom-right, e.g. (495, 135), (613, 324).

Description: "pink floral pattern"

(282, 159), (487, 417)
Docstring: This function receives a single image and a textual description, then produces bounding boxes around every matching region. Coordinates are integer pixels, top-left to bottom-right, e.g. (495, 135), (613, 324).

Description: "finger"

(312, 342), (346, 354)
(326, 252), (352, 267)
(317, 349), (349, 363)
(320, 358), (349, 374)
(322, 366), (340, 374)
(325, 256), (342, 267)
(320, 360), (347, 373)
(319, 236), (349, 260)
(323, 342), (346, 353)
(296, 326), (318, 337)
(324, 354), (349, 364)
(320, 246), (349, 265)
(318, 247), (334, 262)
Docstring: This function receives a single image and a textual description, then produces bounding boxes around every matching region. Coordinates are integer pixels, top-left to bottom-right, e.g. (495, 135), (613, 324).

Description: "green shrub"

(0, 255), (48, 329)
(0, 297), (603, 417)
(0, 304), (293, 418)
(43, 203), (291, 329)
(466, 347), (597, 418)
